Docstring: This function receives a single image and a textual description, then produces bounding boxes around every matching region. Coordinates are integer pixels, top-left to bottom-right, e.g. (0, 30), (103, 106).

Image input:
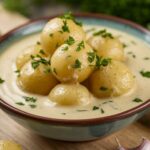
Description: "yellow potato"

(89, 60), (135, 98)
(51, 41), (95, 82)
(87, 36), (125, 61)
(18, 60), (58, 95)
(0, 140), (22, 150)
(49, 83), (91, 105)
(41, 18), (86, 55)
(16, 43), (46, 69)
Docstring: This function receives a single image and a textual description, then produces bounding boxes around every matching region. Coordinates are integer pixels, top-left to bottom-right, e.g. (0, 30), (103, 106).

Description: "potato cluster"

(16, 13), (135, 106)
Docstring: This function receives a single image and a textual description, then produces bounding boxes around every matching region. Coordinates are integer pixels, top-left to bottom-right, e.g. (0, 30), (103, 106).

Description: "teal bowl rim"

(0, 13), (150, 126)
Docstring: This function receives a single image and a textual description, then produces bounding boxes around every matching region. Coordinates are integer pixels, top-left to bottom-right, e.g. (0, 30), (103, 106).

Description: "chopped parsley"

(140, 70), (150, 78)
(76, 110), (88, 112)
(93, 29), (114, 38)
(53, 68), (57, 74)
(100, 86), (108, 91)
(87, 52), (96, 63)
(122, 43), (128, 48)
(60, 12), (82, 26)
(65, 36), (75, 45)
(0, 77), (5, 84)
(76, 41), (85, 51)
(127, 51), (136, 58)
(100, 108), (105, 114)
(36, 41), (41, 45)
(61, 113), (66, 115)
(39, 49), (46, 55)
(62, 46), (69, 51)
(61, 20), (70, 33)
(92, 106), (99, 110)
(44, 67), (51, 74)
(16, 102), (25, 106)
(23, 96), (37, 103)
(49, 33), (53, 37)
(144, 57), (150, 60)
(85, 28), (96, 33)
(29, 104), (37, 108)
(14, 69), (21, 77)
(133, 98), (143, 103)
(31, 55), (50, 69)
(72, 59), (81, 69)
(96, 55), (111, 68)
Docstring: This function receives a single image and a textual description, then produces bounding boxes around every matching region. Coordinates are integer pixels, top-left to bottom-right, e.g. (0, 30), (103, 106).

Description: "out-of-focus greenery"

(2, 0), (150, 29)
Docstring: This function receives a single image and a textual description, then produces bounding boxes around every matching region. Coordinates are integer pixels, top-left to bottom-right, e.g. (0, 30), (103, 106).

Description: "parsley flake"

(65, 36), (75, 45)
(133, 98), (143, 103)
(100, 108), (105, 114)
(37, 41), (41, 45)
(140, 70), (150, 78)
(62, 46), (69, 51)
(29, 104), (37, 108)
(93, 29), (114, 38)
(14, 69), (21, 77)
(0, 78), (5, 84)
(53, 68), (57, 74)
(23, 96), (37, 103)
(72, 59), (81, 69)
(96, 55), (111, 68)
(16, 102), (25, 106)
(100, 86), (108, 91)
(61, 20), (70, 33)
(39, 49), (45, 55)
(87, 52), (96, 63)
(76, 41), (84, 51)
(93, 106), (99, 110)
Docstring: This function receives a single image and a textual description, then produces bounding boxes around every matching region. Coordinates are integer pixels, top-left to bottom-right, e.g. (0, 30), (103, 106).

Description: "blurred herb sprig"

(2, 0), (150, 29)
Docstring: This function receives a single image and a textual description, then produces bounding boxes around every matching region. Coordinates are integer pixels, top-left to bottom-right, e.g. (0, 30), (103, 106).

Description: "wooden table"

(0, 5), (150, 150)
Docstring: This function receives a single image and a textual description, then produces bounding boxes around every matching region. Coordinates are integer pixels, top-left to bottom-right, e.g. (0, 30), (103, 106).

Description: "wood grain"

(0, 5), (150, 150)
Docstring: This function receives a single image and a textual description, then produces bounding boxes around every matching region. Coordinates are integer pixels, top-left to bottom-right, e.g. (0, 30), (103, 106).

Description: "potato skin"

(41, 18), (86, 55)
(51, 41), (95, 83)
(89, 60), (135, 98)
(49, 83), (91, 105)
(16, 43), (46, 70)
(87, 36), (125, 61)
(18, 61), (58, 95)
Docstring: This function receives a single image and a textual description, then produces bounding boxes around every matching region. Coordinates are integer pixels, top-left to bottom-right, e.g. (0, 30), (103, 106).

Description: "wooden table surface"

(0, 5), (150, 150)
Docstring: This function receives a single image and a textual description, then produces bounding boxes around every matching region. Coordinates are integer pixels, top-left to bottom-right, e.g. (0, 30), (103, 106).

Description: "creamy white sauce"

(0, 25), (150, 119)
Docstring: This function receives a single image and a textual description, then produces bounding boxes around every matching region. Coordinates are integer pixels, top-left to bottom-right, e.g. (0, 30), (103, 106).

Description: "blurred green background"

(2, 0), (150, 29)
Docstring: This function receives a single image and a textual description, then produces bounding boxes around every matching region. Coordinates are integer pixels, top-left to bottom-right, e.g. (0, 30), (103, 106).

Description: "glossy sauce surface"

(0, 25), (150, 119)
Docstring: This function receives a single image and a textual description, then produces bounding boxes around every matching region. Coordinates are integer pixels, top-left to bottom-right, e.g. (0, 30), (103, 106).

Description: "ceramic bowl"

(0, 13), (150, 141)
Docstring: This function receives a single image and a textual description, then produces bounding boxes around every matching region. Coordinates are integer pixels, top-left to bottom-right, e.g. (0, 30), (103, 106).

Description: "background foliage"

(2, 0), (150, 29)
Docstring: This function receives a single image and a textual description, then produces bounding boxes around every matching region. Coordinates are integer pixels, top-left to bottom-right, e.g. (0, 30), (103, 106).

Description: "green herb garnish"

(65, 36), (75, 45)
(62, 46), (69, 51)
(37, 41), (41, 45)
(29, 104), (37, 108)
(49, 33), (53, 37)
(100, 86), (108, 91)
(76, 110), (88, 112)
(53, 68), (57, 74)
(93, 29), (114, 38)
(93, 106), (99, 110)
(23, 96), (37, 103)
(16, 102), (25, 106)
(39, 49), (45, 55)
(44, 67), (51, 74)
(61, 20), (70, 33)
(100, 108), (105, 114)
(87, 52), (96, 63)
(0, 78), (5, 84)
(76, 41), (84, 51)
(144, 57), (150, 60)
(140, 70), (150, 78)
(60, 12), (82, 26)
(72, 59), (81, 68)
(14, 69), (20, 77)
(123, 43), (128, 48)
(133, 98), (143, 103)
(96, 55), (111, 68)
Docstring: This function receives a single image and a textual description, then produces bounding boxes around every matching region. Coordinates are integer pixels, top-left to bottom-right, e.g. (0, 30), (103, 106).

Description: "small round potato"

(51, 41), (95, 82)
(16, 43), (46, 69)
(49, 83), (91, 105)
(87, 36), (125, 61)
(18, 61), (58, 95)
(0, 140), (22, 150)
(89, 60), (135, 98)
(41, 18), (86, 55)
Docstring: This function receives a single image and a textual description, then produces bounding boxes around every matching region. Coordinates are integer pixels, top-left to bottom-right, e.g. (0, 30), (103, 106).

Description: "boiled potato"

(49, 83), (91, 105)
(16, 43), (46, 69)
(51, 41), (95, 82)
(87, 36), (125, 61)
(89, 60), (135, 98)
(18, 60), (58, 95)
(41, 18), (86, 55)
(0, 140), (22, 150)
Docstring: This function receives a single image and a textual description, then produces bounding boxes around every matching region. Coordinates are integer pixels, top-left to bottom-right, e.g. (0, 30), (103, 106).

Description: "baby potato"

(0, 140), (22, 150)
(51, 41), (95, 83)
(89, 60), (135, 98)
(16, 43), (46, 69)
(18, 60), (58, 95)
(49, 83), (91, 105)
(87, 36), (125, 61)
(41, 18), (86, 55)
